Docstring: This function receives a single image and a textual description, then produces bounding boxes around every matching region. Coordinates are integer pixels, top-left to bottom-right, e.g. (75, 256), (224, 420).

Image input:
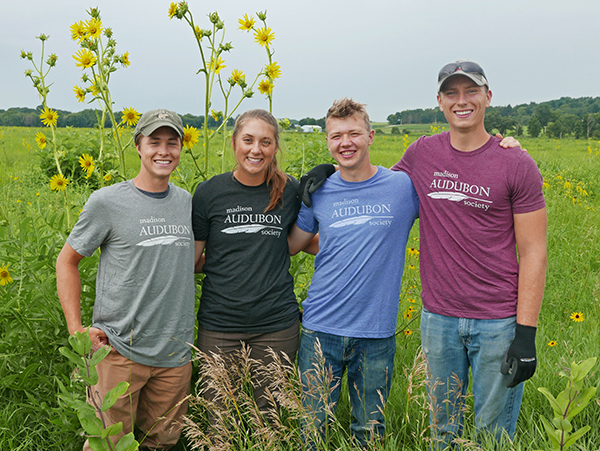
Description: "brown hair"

(232, 109), (288, 212)
(326, 98), (371, 133)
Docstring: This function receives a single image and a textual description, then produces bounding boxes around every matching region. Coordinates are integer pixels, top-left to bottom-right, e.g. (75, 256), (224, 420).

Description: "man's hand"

(497, 133), (527, 152)
(298, 164), (335, 207)
(88, 327), (110, 352)
(501, 323), (537, 387)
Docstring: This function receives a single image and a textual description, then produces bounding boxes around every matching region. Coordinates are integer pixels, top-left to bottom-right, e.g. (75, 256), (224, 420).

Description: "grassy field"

(0, 126), (599, 450)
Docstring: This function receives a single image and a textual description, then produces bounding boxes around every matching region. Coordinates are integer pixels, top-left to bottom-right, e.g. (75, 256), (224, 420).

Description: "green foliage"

(529, 116), (542, 138)
(536, 357), (597, 450)
(58, 331), (138, 451)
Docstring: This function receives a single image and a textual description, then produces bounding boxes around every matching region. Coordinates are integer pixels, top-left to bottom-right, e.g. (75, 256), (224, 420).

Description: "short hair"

(326, 98), (371, 133)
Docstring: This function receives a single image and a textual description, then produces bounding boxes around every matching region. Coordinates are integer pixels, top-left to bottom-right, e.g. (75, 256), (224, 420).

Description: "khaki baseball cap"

(134, 109), (184, 141)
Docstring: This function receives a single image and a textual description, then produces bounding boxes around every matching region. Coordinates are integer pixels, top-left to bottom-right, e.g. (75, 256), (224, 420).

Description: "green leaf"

(540, 416), (561, 448)
(81, 366), (99, 386)
(115, 432), (139, 451)
(78, 409), (103, 436)
(101, 421), (123, 438)
(88, 436), (110, 451)
(90, 345), (111, 367)
(572, 357), (597, 383)
(101, 381), (129, 412)
(68, 333), (85, 355)
(59, 346), (86, 368)
(16, 363), (40, 389)
(566, 387), (597, 419)
(538, 387), (563, 417)
(563, 425), (591, 449)
(552, 416), (573, 433)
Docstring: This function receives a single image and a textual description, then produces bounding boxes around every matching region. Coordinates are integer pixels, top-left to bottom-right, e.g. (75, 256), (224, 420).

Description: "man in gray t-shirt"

(56, 109), (195, 450)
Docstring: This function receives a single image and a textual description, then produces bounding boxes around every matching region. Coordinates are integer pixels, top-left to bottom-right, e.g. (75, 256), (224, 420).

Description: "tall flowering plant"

(169, 2), (280, 176)
(70, 7), (138, 181)
(21, 34), (73, 228)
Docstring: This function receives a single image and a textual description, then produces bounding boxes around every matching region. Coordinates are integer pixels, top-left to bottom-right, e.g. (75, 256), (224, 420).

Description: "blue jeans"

(420, 308), (524, 450)
(298, 327), (396, 447)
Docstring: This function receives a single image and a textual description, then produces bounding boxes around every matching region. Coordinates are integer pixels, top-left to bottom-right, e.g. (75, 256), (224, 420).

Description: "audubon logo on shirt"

(330, 199), (393, 228)
(222, 206), (283, 238)
(137, 217), (191, 247)
(428, 173), (492, 211)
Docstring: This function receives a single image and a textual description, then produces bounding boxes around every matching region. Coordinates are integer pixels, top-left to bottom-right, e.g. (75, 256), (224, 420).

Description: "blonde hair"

(326, 98), (371, 133)
(232, 109), (288, 212)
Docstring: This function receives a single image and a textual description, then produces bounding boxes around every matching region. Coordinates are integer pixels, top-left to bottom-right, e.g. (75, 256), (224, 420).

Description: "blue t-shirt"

(296, 167), (419, 338)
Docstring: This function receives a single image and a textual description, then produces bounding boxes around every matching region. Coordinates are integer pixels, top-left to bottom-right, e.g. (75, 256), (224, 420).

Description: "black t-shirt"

(192, 172), (301, 332)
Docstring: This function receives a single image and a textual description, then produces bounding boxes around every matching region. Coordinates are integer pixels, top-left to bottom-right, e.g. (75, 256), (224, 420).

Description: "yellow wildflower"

(403, 329), (413, 336)
(564, 180), (571, 190)
(103, 173), (113, 182)
(548, 340), (557, 347)
(230, 69), (245, 85)
(49, 174), (69, 191)
(0, 263), (13, 285)
(570, 312), (584, 322)
(40, 107), (58, 127)
(182, 125), (200, 149)
(70, 21), (86, 41)
(35, 132), (47, 149)
(254, 26), (275, 47)
(79, 154), (95, 176)
(238, 13), (256, 31)
(265, 61), (281, 80)
(73, 85), (86, 103)
(168, 2), (178, 19)
(210, 56), (226, 74)
(257, 79), (274, 95)
(402, 309), (413, 320)
(73, 48), (97, 69)
(84, 18), (103, 40)
(407, 247), (420, 257)
(121, 51), (130, 67)
(121, 107), (141, 127)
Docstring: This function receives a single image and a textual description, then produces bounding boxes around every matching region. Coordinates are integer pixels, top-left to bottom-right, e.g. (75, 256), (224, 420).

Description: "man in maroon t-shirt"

(392, 60), (547, 449)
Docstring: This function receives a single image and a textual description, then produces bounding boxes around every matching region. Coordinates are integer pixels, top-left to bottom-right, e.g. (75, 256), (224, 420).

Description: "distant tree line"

(386, 96), (600, 139)
(0, 106), (232, 129)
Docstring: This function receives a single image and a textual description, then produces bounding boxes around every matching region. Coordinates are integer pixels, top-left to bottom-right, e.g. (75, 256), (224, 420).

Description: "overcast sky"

(2, 0), (599, 122)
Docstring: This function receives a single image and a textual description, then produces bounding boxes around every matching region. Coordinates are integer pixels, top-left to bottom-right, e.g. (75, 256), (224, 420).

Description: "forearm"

(56, 245), (85, 335)
(516, 251), (547, 327)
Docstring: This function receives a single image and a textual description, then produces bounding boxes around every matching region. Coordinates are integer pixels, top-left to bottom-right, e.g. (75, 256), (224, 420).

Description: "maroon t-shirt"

(392, 132), (545, 319)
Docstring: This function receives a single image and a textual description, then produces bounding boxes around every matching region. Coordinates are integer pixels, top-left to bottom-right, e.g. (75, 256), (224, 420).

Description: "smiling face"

(232, 118), (278, 186)
(437, 75), (492, 135)
(135, 126), (182, 190)
(326, 113), (375, 180)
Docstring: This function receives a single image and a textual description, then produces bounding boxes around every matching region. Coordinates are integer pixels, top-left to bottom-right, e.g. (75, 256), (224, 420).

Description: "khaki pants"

(83, 348), (192, 450)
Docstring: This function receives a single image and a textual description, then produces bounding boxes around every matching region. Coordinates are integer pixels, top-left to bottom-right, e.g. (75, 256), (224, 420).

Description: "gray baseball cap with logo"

(134, 109), (184, 141)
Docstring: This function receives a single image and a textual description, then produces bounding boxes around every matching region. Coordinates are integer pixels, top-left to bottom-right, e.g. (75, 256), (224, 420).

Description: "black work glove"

(298, 164), (336, 207)
(500, 323), (537, 388)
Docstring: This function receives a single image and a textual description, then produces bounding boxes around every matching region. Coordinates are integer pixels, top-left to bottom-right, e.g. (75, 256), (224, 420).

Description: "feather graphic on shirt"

(428, 191), (492, 203)
(136, 236), (190, 247)
(330, 215), (376, 228)
(221, 224), (283, 234)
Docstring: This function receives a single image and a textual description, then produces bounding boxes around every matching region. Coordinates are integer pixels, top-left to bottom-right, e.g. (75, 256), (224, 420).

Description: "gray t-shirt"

(67, 180), (195, 367)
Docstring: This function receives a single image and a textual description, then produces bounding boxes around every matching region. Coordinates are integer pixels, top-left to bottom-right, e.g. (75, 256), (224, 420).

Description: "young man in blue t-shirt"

(288, 98), (419, 447)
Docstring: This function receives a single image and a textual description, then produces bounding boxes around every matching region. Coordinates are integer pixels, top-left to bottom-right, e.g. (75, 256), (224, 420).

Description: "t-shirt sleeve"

(295, 203), (318, 234)
(192, 180), (211, 241)
(391, 138), (420, 175)
(510, 153), (546, 214)
(66, 191), (112, 257)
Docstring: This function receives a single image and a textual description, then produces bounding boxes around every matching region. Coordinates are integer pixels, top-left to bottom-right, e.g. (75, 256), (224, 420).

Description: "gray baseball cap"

(437, 60), (489, 93)
(134, 109), (184, 141)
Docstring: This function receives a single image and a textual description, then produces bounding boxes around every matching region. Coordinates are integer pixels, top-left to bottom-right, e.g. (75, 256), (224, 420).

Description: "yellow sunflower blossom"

(210, 56), (226, 74)
(49, 174), (69, 191)
(403, 330), (413, 336)
(70, 21), (86, 41)
(0, 263), (13, 286)
(408, 264), (415, 270)
(121, 51), (130, 67)
(121, 107), (141, 127)
(407, 247), (420, 257)
(73, 85), (86, 103)
(257, 79), (274, 95)
(254, 26), (275, 47)
(564, 180), (571, 190)
(194, 25), (203, 40)
(548, 340), (557, 347)
(407, 298), (416, 303)
(103, 173), (113, 182)
(238, 13), (256, 31)
(570, 311), (584, 322)
(90, 76), (102, 96)
(265, 62), (281, 80)
(35, 132), (47, 149)
(84, 18), (103, 40)
(230, 69), (245, 86)
(402, 310), (413, 320)
(79, 154), (95, 175)
(40, 107), (58, 127)
(182, 125), (200, 149)
(73, 48), (97, 69)
(168, 2), (178, 19)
